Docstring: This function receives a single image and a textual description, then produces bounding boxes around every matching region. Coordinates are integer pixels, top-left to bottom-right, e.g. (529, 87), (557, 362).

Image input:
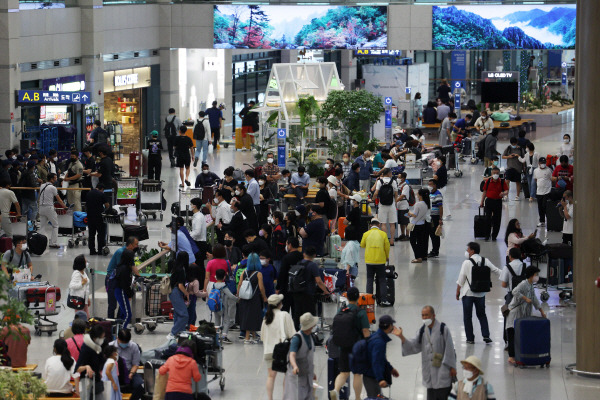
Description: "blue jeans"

(461, 296), (490, 341)
(273, 260), (282, 275)
(170, 288), (189, 336)
(22, 197), (38, 222)
(114, 287), (132, 329)
(187, 294), (197, 326)
(194, 140), (209, 164)
(526, 171), (537, 199)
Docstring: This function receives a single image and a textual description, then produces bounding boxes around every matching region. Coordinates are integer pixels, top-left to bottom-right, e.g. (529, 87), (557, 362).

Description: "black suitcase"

(474, 207), (489, 239)
(383, 264), (397, 306)
(521, 176), (530, 199)
(143, 359), (165, 397)
(327, 357), (350, 400)
(545, 199), (563, 232)
(27, 231), (47, 255)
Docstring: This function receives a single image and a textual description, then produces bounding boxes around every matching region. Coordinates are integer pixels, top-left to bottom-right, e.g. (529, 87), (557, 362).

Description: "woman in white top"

(407, 188), (431, 263)
(327, 175), (339, 233)
(518, 142), (540, 202)
(260, 294), (296, 400)
(558, 134), (573, 164)
(44, 338), (80, 397)
(69, 254), (90, 317)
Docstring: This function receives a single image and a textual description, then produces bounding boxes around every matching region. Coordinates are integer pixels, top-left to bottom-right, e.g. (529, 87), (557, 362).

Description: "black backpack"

(379, 180), (394, 206)
(480, 177), (505, 192)
(164, 116), (177, 137)
(271, 333), (301, 373)
(288, 261), (309, 293)
(193, 119), (206, 141)
(506, 263), (526, 290)
(332, 306), (360, 348)
(96, 128), (109, 144)
(467, 257), (491, 293)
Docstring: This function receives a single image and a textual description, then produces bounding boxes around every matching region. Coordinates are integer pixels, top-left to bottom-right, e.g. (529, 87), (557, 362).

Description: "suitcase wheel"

(540, 292), (550, 302)
(102, 246), (111, 256)
(134, 323), (145, 335)
(220, 376), (225, 391)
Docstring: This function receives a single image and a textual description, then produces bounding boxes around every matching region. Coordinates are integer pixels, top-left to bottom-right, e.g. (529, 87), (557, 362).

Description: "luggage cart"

(11, 281), (62, 336)
(56, 206), (88, 248)
(178, 331), (226, 392)
(178, 188), (203, 219)
(131, 275), (170, 335)
(102, 209), (149, 254)
(139, 179), (165, 221)
(117, 178), (139, 209)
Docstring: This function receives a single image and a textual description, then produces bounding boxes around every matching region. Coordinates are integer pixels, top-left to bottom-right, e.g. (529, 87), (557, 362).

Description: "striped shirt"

(429, 189), (443, 216)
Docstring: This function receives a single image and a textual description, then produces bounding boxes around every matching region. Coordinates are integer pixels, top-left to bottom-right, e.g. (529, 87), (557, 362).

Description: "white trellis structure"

(252, 62), (344, 163)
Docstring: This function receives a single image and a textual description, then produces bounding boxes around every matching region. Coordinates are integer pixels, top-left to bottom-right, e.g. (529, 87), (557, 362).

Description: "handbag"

(435, 224), (443, 237)
(225, 261), (237, 295)
(67, 293), (86, 310)
(238, 271), (258, 300)
(406, 223), (415, 232)
(159, 275), (172, 295)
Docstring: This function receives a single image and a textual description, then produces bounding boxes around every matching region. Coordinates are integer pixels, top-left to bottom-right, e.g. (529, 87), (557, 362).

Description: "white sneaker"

(537, 222), (545, 227)
(166, 333), (175, 341)
(329, 390), (338, 400)
(514, 196), (520, 201)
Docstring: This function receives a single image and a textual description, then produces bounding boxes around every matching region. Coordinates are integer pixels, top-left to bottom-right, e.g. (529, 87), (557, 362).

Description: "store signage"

(277, 129), (286, 168)
(486, 72), (514, 79)
(562, 73), (567, 85)
(16, 90), (91, 104)
(384, 97), (392, 106)
(43, 74), (86, 92)
(114, 74), (139, 87)
(355, 50), (402, 56)
(451, 51), (466, 92)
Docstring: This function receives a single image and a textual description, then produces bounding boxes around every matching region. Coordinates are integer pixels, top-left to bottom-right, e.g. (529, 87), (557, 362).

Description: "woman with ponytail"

(44, 338), (80, 397)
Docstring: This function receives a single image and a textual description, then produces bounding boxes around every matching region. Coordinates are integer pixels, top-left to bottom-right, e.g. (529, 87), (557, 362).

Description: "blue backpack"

(207, 286), (223, 312)
(350, 337), (370, 375)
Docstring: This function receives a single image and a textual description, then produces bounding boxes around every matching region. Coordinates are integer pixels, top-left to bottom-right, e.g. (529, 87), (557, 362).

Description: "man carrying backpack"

(193, 111), (210, 167)
(373, 168), (398, 247)
(396, 172), (413, 241)
(499, 247), (526, 347)
(398, 306), (457, 400)
(89, 120), (109, 145)
(164, 108), (181, 167)
(456, 242), (501, 345)
(288, 246), (331, 330)
(330, 287), (371, 400)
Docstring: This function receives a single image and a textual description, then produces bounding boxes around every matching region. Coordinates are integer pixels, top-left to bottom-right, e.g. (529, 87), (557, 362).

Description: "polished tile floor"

(24, 121), (598, 399)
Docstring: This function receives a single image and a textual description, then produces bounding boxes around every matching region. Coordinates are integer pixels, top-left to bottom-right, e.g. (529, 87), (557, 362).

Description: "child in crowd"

(212, 268), (238, 344)
(484, 155), (500, 177)
(186, 264), (207, 327)
(101, 345), (121, 400)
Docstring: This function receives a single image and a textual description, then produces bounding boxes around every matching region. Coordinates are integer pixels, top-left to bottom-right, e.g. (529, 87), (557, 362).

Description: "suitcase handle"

(478, 206), (485, 216)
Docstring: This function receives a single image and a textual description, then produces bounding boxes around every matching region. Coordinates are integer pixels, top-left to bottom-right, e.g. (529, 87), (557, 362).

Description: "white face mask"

(11, 155), (16, 160)
(463, 369), (474, 380)
(563, 139), (570, 144)
(86, 262), (89, 269)
(21, 243), (28, 251)
(324, 163), (330, 169)
(95, 338), (104, 346)
(53, 157), (58, 162)
(464, 251), (470, 259)
(260, 259), (268, 266)
(422, 318), (433, 327)
(267, 158), (274, 164)
(214, 197), (219, 203)
(268, 217), (275, 224)
(382, 177), (391, 184)
(258, 180), (265, 186)
(492, 174), (500, 180)
(540, 164), (546, 169)
(235, 190), (241, 196)
(533, 275), (540, 283)
(202, 170), (209, 174)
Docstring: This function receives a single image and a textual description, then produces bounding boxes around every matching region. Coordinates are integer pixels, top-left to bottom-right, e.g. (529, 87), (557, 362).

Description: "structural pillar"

(158, 0), (179, 128)
(340, 50), (357, 90)
(574, 0), (600, 375)
(0, 0), (21, 151)
(80, 0), (105, 124)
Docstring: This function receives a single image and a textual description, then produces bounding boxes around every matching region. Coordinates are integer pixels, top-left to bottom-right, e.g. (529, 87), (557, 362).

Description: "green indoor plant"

(0, 369), (47, 400)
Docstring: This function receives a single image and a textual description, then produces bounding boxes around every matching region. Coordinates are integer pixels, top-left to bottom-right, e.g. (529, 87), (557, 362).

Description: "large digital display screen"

(433, 5), (576, 50)
(481, 82), (519, 104)
(214, 5), (387, 50)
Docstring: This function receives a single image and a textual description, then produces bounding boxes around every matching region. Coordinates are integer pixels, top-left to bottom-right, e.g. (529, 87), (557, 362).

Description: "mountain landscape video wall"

(433, 5), (576, 50)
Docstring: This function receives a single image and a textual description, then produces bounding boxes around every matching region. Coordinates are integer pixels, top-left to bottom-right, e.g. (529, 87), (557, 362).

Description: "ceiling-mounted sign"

(114, 74), (139, 87)
(104, 67), (151, 93)
(16, 90), (91, 105)
(43, 74), (86, 92)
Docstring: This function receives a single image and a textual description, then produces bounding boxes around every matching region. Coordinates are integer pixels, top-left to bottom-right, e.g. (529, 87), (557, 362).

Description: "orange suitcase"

(358, 293), (376, 325)
(337, 217), (348, 239)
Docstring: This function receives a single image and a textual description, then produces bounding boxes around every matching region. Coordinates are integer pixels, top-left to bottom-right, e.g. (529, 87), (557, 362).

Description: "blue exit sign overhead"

(16, 90), (91, 105)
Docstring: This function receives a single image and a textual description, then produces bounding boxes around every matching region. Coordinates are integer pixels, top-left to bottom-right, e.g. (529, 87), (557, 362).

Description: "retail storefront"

(103, 67), (152, 156)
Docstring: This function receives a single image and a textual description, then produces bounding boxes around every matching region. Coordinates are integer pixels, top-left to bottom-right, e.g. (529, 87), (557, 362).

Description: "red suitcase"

(160, 301), (173, 320)
(0, 237), (12, 253)
(129, 151), (141, 177)
(24, 286), (62, 307)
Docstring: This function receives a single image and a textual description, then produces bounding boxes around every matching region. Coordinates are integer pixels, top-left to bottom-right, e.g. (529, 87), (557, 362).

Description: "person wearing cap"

(343, 193), (363, 239)
(63, 311), (88, 340)
(330, 287), (370, 400)
(63, 150), (84, 211)
(360, 315), (399, 399)
(38, 173), (66, 249)
(159, 216), (197, 265)
(284, 312), (319, 400)
(158, 339), (202, 399)
(449, 356), (496, 400)
(147, 130), (163, 181)
(360, 219), (391, 307)
(260, 293), (295, 400)
(398, 305), (457, 400)
(20, 159), (38, 222)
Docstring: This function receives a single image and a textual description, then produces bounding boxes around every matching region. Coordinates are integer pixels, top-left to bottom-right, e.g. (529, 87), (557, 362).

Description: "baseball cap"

(379, 315), (396, 326)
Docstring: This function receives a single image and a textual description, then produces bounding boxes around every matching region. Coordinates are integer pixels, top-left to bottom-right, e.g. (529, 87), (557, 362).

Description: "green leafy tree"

(318, 90), (383, 154)
(243, 6), (270, 47)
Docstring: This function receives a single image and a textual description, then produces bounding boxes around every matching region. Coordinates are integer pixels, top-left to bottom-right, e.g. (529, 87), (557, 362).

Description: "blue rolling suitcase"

(514, 316), (551, 367)
(327, 357), (350, 400)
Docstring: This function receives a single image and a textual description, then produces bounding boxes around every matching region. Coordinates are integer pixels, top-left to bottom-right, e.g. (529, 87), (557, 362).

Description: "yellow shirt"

(360, 227), (390, 264)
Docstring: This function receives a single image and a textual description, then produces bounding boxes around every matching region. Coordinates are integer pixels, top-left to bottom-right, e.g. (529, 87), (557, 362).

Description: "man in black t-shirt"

(433, 155), (450, 220)
(147, 130), (163, 181)
(174, 125), (194, 187)
(91, 148), (114, 197)
(86, 183), (110, 255)
(300, 206), (327, 256)
(291, 246), (330, 330)
(312, 176), (331, 221)
(276, 237), (303, 313)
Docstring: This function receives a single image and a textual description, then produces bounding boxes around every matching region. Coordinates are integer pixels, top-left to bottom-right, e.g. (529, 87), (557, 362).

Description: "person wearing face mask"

(62, 150), (84, 211)
(505, 266), (546, 365)
(47, 149), (61, 175)
(341, 152), (352, 179)
(159, 217), (198, 266)
(561, 190), (574, 245)
(373, 168), (398, 247)
(501, 137), (525, 200)
(229, 201), (249, 247)
(223, 231), (242, 265)
(75, 324), (107, 398)
(108, 329), (143, 400)
(480, 166), (508, 241)
(474, 110), (493, 136)
(290, 166), (310, 205)
(194, 163), (220, 188)
(439, 112), (456, 147)
(398, 305), (456, 400)
(219, 166), (236, 203)
(259, 250), (277, 297)
(323, 158), (336, 178)
(1, 235), (33, 280)
(284, 312), (320, 400)
(449, 356), (496, 400)
(189, 197), (207, 266)
(101, 345), (121, 400)
(35, 154), (48, 184)
(263, 151), (282, 198)
(105, 236), (139, 318)
(114, 249), (137, 330)
(236, 182), (259, 231)
(38, 173), (66, 249)
(68, 254), (91, 317)
(482, 129), (499, 169)
(244, 228), (270, 255)
(245, 168), (261, 221)
(551, 155), (574, 192)
(212, 189), (233, 243)
(312, 176), (332, 225)
(354, 151), (373, 192)
(360, 219), (391, 307)
(519, 142), (539, 202)
(427, 179), (444, 258)
(270, 211), (287, 274)
(456, 242), (501, 345)
(558, 133), (573, 162)
(258, 174), (272, 226)
(531, 155), (553, 227)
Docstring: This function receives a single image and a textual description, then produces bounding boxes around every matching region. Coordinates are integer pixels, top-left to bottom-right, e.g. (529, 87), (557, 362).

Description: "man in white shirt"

(373, 168), (398, 246)
(0, 179), (21, 236)
(211, 189), (233, 243)
(533, 157), (553, 227)
(456, 242), (501, 345)
(395, 172), (411, 241)
(245, 169), (261, 220)
(561, 190), (573, 245)
(39, 173), (67, 248)
(473, 111), (494, 135)
(189, 198), (207, 266)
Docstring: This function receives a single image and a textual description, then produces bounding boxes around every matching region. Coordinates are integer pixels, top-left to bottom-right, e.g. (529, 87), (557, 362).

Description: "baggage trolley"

(116, 178), (139, 210)
(139, 179), (165, 221)
(102, 208), (149, 254)
(178, 188), (203, 219)
(11, 281), (62, 336)
(132, 275), (170, 335)
(451, 142), (464, 177)
(56, 206), (88, 248)
(178, 331), (226, 392)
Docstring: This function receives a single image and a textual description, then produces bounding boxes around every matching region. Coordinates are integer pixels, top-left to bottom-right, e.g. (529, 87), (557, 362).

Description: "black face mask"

(70, 158), (77, 163)
(224, 240), (233, 247)
(132, 247), (139, 254)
